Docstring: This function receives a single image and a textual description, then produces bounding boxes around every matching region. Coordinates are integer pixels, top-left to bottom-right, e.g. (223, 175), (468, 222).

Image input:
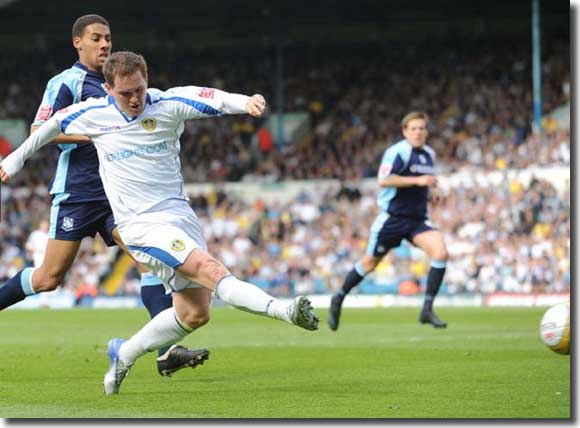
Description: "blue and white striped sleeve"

(378, 142), (411, 180)
(32, 69), (82, 127)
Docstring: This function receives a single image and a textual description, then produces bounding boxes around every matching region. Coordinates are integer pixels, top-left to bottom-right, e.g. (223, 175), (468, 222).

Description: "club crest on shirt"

(170, 239), (185, 252)
(62, 217), (74, 232)
(141, 118), (157, 132)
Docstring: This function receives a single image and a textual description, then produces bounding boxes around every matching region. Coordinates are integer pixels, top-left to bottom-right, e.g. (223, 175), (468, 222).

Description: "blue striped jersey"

(376, 139), (436, 220)
(33, 61), (107, 203)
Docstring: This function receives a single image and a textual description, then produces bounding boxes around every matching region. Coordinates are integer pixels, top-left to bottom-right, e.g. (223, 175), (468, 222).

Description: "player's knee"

(199, 258), (230, 284)
(183, 251), (231, 287)
(181, 310), (210, 330)
(33, 270), (65, 292)
(361, 257), (379, 272)
(432, 248), (449, 262)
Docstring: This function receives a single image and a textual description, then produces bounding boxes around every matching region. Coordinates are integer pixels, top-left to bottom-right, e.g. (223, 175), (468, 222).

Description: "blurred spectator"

(25, 218), (49, 267)
(0, 135), (12, 158)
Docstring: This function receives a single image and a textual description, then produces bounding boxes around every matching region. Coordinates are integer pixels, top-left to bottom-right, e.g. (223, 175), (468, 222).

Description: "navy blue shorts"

(48, 197), (116, 246)
(366, 213), (434, 257)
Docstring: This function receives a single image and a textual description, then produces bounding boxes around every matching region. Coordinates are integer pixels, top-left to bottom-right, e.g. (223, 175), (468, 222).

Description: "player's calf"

(31, 269), (65, 292)
(0, 266), (65, 310)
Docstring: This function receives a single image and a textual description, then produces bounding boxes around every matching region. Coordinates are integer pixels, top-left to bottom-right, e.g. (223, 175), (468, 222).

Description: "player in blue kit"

(328, 111), (449, 330)
(0, 14), (208, 376)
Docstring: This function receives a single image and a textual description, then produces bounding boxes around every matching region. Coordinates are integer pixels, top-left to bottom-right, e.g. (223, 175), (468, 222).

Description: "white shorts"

(118, 199), (208, 293)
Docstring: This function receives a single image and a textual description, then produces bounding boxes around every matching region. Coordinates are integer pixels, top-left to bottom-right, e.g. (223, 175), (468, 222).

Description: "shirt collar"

(73, 61), (105, 81)
(108, 95), (141, 123)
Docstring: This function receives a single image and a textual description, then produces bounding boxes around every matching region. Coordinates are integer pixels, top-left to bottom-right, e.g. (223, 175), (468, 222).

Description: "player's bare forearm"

(379, 174), (437, 188)
(379, 175), (420, 188)
(30, 126), (91, 144)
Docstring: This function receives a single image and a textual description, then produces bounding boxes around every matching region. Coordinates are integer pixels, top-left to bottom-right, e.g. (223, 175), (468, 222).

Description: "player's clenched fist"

(0, 165), (10, 183)
(246, 94), (266, 117)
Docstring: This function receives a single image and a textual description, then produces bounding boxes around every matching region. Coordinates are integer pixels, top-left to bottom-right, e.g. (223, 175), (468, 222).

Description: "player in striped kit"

(328, 112), (449, 331)
(1, 51), (319, 395)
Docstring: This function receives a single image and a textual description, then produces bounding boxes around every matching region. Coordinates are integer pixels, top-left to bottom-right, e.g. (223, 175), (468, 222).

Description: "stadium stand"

(0, 32), (570, 304)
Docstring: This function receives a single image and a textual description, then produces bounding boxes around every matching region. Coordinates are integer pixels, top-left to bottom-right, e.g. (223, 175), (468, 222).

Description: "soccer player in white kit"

(1, 51), (319, 395)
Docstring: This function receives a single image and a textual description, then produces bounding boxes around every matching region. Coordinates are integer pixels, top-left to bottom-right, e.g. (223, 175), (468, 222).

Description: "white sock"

(118, 307), (192, 364)
(215, 275), (290, 322)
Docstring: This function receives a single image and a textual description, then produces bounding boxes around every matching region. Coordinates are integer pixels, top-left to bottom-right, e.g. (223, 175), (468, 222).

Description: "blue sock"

(422, 260), (447, 312)
(0, 268), (36, 310)
(140, 273), (173, 357)
(338, 261), (367, 298)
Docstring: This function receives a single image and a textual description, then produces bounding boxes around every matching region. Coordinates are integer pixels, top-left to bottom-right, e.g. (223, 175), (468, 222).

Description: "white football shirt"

(3, 86), (250, 226)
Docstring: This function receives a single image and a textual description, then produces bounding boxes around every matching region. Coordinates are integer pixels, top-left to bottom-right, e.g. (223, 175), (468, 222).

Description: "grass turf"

(0, 307), (570, 419)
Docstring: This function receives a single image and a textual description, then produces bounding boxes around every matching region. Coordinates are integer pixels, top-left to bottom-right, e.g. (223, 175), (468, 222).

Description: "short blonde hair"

(401, 111), (429, 130)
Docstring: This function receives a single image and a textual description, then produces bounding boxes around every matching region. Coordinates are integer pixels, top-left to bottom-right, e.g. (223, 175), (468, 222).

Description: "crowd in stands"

(200, 173), (570, 296)
(0, 38), (570, 187)
(0, 172), (570, 300)
(0, 37), (570, 301)
(172, 39), (571, 182)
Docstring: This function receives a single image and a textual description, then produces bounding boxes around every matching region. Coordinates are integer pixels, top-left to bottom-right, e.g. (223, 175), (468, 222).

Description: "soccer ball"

(539, 303), (570, 355)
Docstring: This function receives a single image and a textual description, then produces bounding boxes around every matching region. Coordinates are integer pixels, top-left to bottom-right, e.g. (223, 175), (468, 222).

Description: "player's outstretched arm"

(168, 86), (266, 120)
(0, 117), (61, 182)
(30, 125), (91, 145)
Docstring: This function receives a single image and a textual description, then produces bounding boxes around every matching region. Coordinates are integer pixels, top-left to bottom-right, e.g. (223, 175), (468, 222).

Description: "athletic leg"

(412, 229), (448, 328)
(110, 226), (207, 374)
(170, 248), (318, 330)
(328, 255), (381, 331)
(329, 213), (402, 331)
(0, 239), (80, 310)
(104, 287), (211, 394)
(112, 228), (171, 349)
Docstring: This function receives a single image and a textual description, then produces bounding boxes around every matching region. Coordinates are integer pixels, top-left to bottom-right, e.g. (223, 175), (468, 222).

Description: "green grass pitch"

(0, 307), (570, 419)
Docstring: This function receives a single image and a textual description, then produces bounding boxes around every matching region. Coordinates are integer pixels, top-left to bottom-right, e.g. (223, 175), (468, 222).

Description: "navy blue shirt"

(33, 61), (107, 203)
(376, 139), (436, 220)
